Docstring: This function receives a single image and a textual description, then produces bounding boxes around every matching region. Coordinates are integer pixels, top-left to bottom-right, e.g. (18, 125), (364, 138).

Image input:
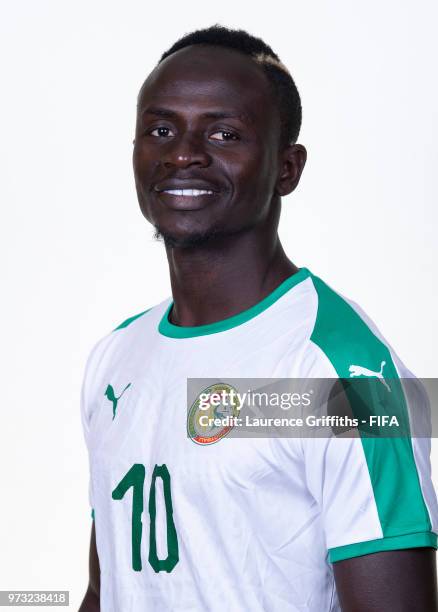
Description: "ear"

(275, 144), (307, 197)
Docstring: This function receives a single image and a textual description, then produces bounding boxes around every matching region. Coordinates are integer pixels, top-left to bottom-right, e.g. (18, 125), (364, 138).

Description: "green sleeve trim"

(309, 272), (432, 536)
(329, 531), (438, 563)
(91, 508), (95, 520)
(113, 308), (152, 331)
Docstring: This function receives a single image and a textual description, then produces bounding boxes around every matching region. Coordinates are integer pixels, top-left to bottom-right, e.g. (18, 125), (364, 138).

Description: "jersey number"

(112, 463), (179, 573)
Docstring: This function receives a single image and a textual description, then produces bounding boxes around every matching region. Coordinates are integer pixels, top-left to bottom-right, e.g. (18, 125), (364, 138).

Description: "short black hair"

(158, 24), (302, 147)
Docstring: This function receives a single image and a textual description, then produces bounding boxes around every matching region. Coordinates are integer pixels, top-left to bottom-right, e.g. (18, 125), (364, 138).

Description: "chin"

(152, 225), (228, 249)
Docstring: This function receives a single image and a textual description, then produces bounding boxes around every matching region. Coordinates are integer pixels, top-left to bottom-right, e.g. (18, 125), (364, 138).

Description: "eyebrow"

(140, 106), (252, 124)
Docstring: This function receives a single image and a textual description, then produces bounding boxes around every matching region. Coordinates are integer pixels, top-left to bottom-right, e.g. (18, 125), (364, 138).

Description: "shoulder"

(82, 297), (171, 385)
(305, 270), (403, 379)
(112, 307), (154, 331)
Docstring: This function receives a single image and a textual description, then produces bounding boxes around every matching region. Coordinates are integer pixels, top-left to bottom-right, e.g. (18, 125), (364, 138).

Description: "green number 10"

(112, 463), (179, 573)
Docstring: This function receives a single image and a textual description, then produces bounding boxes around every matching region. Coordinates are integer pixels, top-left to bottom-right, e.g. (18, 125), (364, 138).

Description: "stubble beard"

(152, 224), (242, 249)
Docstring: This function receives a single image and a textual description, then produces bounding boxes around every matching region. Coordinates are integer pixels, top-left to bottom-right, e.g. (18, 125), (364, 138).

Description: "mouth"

(160, 188), (215, 197)
(154, 185), (220, 210)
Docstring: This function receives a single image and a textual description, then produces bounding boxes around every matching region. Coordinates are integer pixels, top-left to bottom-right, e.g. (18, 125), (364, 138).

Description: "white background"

(1, 1), (437, 608)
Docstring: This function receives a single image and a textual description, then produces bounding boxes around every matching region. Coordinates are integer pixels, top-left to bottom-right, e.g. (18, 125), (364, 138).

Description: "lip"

(155, 190), (219, 211)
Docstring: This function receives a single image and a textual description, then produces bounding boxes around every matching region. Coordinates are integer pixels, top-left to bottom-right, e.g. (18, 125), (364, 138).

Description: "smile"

(161, 189), (215, 196)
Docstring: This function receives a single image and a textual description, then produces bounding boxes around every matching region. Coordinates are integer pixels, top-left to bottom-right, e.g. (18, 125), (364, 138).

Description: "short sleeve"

(302, 414), (438, 563)
(80, 333), (112, 515)
(80, 374), (95, 512)
(304, 271), (438, 562)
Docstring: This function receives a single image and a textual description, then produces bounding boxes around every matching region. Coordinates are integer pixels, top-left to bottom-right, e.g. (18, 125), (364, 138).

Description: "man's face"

(133, 45), (283, 247)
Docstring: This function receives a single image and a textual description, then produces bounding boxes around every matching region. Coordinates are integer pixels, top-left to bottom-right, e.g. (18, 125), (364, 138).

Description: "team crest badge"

(187, 382), (241, 445)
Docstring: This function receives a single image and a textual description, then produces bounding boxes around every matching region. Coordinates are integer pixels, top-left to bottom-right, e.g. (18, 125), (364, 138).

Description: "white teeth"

(162, 189), (214, 196)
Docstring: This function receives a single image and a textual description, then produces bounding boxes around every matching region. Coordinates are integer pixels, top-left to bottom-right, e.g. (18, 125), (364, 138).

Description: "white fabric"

(80, 274), (436, 611)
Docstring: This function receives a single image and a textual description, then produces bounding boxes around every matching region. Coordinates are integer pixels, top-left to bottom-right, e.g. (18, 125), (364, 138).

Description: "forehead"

(137, 45), (278, 128)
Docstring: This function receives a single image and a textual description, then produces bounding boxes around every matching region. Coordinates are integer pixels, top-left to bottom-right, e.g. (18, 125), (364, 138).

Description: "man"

(79, 25), (438, 611)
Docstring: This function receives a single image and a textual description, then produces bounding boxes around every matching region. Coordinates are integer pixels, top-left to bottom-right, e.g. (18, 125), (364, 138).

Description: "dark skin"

(133, 45), (303, 326)
(80, 45), (438, 611)
(79, 523), (99, 612)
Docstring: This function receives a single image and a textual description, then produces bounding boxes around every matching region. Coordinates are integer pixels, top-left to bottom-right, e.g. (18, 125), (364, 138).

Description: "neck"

(164, 224), (298, 327)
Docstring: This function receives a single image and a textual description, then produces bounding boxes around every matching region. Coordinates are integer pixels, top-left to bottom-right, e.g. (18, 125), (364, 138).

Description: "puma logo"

(105, 383), (131, 419)
(348, 360), (391, 392)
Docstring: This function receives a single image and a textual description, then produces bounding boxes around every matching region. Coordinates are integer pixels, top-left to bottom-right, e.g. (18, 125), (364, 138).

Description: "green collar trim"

(158, 267), (310, 339)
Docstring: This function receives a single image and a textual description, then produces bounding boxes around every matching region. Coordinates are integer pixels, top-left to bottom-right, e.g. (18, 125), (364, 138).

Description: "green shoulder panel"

(309, 272), (432, 546)
(113, 308), (152, 332)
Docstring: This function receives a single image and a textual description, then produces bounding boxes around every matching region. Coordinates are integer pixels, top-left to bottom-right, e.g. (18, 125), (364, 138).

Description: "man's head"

(133, 24), (306, 248)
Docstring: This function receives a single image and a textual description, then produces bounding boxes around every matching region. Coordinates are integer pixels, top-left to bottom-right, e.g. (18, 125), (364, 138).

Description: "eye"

(210, 130), (239, 142)
(149, 126), (174, 138)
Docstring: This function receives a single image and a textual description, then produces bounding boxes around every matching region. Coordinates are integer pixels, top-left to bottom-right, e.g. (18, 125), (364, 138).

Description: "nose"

(162, 132), (211, 169)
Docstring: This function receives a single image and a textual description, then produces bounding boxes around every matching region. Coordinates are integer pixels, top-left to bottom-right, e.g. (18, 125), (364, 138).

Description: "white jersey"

(80, 267), (438, 611)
